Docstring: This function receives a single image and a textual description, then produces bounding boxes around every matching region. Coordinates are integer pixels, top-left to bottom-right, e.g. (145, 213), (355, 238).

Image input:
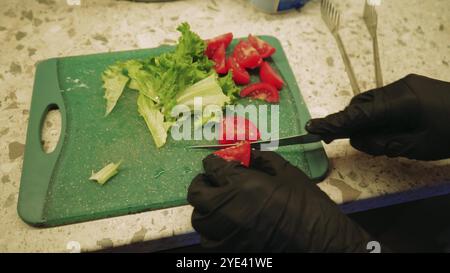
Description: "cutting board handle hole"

(40, 105), (62, 154)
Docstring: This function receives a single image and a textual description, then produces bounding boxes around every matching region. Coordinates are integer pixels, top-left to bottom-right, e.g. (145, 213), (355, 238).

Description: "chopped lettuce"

(174, 22), (211, 62)
(137, 94), (172, 148)
(128, 79), (139, 91)
(101, 22), (241, 148)
(218, 71), (241, 103)
(193, 111), (221, 131)
(102, 64), (129, 116)
(176, 74), (230, 110)
(90, 161), (122, 185)
(127, 68), (160, 102)
(122, 60), (143, 92)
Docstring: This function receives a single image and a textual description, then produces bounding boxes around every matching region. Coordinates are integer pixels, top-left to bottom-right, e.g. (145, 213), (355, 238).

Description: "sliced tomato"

(227, 57), (250, 85)
(205, 32), (233, 59)
(218, 115), (261, 145)
(259, 62), (284, 90)
(214, 141), (251, 167)
(248, 35), (276, 58)
(233, 40), (262, 69)
(212, 43), (228, 74)
(240, 82), (280, 103)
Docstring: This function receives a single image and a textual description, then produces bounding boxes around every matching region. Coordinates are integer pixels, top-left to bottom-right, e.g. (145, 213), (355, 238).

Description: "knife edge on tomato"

(218, 115), (261, 145)
(213, 141), (251, 167)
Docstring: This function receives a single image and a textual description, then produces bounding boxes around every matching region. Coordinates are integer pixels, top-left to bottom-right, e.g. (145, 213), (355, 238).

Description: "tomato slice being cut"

(248, 35), (276, 58)
(233, 40), (262, 69)
(240, 82), (280, 103)
(214, 141), (251, 167)
(259, 62), (284, 90)
(218, 115), (261, 145)
(212, 43), (228, 74)
(205, 32), (233, 59)
(227, 57), (250, 85)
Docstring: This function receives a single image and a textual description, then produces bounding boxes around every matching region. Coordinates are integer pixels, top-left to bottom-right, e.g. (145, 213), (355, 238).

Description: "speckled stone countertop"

(1, 0), (449, 252)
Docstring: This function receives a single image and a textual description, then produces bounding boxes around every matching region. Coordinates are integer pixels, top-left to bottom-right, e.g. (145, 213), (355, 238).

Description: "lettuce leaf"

(137, 93), (172, 148)
(102, 64), (129, 116)
(175, 22), (209, 61)
(127, 68), (160, 103)
(176, 74), (230, 110)
(218, 71), (241, 103)
(101, 22), (240, 148)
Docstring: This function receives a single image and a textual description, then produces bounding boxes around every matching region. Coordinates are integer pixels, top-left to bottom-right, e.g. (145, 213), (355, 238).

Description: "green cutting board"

(18, 36), (329, 227)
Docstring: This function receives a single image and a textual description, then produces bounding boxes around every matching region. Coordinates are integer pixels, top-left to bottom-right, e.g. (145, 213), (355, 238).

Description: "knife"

(188, 133), (322, 150)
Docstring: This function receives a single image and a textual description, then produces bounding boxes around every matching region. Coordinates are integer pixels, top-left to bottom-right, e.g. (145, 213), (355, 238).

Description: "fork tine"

(333, 7), (337, 25)
(321, 0), (343, 33)
(320, 0), (361, 93)
(320, 0), (325, 19)
(331, 7), (335, 24)
(336, 10), (340, 29)
(328, 3), (332, 17)
(333, 6), (338, 28)
(364, 0), (368, 18)
(321, 1), (325, 18)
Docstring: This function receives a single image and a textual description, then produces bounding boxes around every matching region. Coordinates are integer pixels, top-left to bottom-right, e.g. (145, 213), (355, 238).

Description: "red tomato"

(205, 32), (233, 59)
(214, 141), (251, 167)
(248, 35), (276, 58)
(218, 116), (261, 145)
(212, 43), (228, 74)
(259, 62), (284, 90)
(233, 40), (262, 69)
(240, 82), (280, 103)
(227, 57), (250, 85)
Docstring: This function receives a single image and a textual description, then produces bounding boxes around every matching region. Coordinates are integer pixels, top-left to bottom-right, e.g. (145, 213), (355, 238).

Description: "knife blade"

(188, 133), (322, 150)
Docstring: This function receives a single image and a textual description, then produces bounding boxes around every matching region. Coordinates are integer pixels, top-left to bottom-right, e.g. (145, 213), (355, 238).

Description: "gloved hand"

(187, 150), (374, 252)
(306, 74), (450, 161)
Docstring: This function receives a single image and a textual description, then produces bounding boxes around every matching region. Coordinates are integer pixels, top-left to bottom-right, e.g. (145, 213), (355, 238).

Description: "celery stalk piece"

(89, 161), (122, 185)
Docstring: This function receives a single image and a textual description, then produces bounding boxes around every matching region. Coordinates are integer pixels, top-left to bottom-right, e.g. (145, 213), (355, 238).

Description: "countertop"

(1, 0), (450, 252)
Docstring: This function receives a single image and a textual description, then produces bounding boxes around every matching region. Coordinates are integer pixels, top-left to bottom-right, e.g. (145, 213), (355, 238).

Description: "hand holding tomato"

(188, 150), (374, 252)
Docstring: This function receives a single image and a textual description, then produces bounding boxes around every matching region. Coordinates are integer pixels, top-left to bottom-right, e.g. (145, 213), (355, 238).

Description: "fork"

(321, 0), (360, 95)
(363, 0), (383, 87)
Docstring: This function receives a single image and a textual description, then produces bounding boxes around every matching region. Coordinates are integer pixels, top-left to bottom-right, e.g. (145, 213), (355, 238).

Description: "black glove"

(306, 74), (450, 161)
(187, 151), (374, 252)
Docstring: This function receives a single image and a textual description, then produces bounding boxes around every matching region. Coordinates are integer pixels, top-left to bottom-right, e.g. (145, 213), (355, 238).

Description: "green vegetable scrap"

(218, 71), (241, 103)
(137, 94), (172, 148)
(102, 64), (129, 116)
(101, 22), (240, 148)
(89, 161), (122, 185)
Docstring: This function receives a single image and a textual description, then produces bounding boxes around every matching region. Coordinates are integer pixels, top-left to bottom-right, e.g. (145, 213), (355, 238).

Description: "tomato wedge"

(205, 32), (233, 59)
(233, 40), (262, 69)
(227, 57), (250, 85)
(212, 43), (228, 74)
(240, 82), (280, 103)
(259, 62), (284, 90)
(248, 35), (276, 58)
(218, 115), (261, 145)
(214, 141), (251, 167)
